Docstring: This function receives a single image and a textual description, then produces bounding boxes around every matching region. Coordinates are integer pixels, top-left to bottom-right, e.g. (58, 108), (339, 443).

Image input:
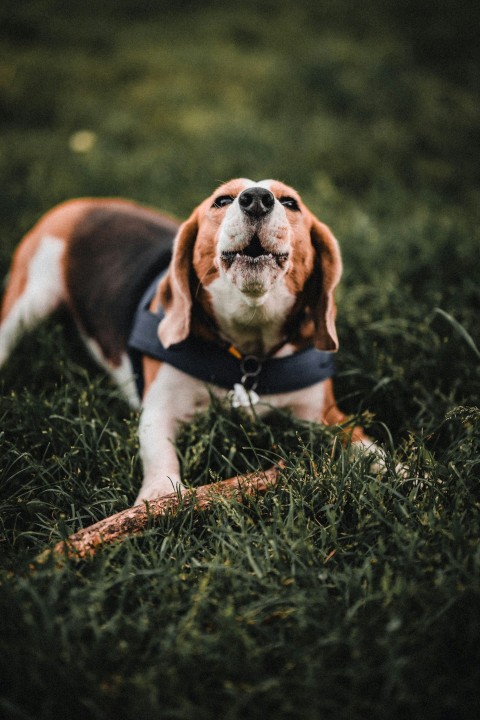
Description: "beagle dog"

(0, 179), (379, 504)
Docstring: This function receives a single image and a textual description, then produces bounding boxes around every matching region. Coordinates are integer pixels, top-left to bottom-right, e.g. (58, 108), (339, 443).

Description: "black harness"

(128, 271), (335, 398)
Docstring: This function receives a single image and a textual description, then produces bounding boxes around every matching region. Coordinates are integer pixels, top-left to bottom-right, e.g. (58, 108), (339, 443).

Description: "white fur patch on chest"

(206, 274), (297, 355)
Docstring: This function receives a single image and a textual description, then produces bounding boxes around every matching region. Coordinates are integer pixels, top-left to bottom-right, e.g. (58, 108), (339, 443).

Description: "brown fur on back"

(65, 206), (178, 364)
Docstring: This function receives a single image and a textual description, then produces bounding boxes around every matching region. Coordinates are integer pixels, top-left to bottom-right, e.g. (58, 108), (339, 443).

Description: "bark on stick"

(41, 465), (283, 561)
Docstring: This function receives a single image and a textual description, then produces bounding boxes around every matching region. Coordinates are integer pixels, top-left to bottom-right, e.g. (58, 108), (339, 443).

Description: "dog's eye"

(279, 197), (300, 211)
(213, 195), (235, 208)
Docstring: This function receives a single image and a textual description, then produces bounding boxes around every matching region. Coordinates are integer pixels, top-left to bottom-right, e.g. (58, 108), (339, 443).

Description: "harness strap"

(128, 271), (335, 397)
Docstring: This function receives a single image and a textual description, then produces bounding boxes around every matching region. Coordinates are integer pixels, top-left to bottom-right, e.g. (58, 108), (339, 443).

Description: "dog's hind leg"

(0, 232), (66, 368)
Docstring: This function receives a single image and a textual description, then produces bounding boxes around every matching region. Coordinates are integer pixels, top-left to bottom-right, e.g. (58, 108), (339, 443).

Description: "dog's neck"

(202, 274), (297, 356)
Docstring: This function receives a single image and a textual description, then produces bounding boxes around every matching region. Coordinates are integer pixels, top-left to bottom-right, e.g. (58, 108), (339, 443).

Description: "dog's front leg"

(287, 378), (387, 469)
(136, 408), (185, 504)
(135, 363), (210, 505)
(319, 378), (388, 471)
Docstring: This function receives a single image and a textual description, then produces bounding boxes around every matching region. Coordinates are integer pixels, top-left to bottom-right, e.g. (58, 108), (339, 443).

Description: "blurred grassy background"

(1, 0), (479, 220)
(1, 2), (480, 719)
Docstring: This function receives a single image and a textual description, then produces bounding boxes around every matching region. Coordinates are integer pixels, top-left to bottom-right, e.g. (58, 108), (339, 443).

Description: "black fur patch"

(66, 207), (176, 364)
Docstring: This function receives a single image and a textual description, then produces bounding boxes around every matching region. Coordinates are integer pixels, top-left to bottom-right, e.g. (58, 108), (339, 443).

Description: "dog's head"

(156, 179), (342, 351)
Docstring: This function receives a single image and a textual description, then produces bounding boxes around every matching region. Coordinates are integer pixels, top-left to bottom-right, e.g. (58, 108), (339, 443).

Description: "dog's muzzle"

(220, 234), (289, 269)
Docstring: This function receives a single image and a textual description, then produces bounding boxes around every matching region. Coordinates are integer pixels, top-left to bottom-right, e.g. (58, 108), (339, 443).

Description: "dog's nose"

(238, 187), (275, 218)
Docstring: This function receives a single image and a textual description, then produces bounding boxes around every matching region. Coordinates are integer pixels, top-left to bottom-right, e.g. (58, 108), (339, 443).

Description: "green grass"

(1, 1), (480, 718)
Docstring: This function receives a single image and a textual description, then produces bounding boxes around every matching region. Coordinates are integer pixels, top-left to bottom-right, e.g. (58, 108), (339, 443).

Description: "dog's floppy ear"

(156, 208), (199, 347)
(307, 215), (343, 351)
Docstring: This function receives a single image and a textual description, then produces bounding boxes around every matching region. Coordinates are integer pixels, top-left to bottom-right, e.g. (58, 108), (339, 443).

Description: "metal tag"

(230, 383), (260, 408)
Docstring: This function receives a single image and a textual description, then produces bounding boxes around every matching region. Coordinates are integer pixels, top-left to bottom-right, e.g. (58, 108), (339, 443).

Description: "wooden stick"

(38, 464), (283, 562)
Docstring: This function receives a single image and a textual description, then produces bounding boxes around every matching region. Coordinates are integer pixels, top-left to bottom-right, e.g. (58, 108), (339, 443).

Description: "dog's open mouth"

(220, 234), (289, 268)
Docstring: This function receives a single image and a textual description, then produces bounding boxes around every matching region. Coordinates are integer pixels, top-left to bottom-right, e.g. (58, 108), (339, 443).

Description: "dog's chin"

(219, 253), (289, 301)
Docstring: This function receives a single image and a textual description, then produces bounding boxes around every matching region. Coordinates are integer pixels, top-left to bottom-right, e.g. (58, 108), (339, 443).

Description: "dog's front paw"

(350, 438), (388, 474)
(134, 477), (187, 506)
(351, 438), (408, 478)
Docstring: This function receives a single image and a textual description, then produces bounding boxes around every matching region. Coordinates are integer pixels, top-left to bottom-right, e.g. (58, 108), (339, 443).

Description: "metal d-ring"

(240, 355), (262, 391)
